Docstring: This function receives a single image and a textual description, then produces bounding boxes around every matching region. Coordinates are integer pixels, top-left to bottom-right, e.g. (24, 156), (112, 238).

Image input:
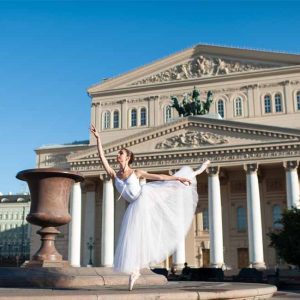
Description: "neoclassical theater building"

(33, 44), (300, 271)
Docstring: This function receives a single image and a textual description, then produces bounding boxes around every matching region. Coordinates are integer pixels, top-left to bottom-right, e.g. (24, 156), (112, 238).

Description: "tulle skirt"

(114, 166), (198, 274)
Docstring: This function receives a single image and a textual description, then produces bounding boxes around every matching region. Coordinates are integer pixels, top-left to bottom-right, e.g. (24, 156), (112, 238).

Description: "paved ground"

(0, 281), (277, 300)
(273, 289), (300, 299)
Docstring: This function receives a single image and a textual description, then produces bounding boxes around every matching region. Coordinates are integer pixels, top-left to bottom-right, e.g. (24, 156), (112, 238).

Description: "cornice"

(69, 142), (300, 174)
(88, 65), (300, 98)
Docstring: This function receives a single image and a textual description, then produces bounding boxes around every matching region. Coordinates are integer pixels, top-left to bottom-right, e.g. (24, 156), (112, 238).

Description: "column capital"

(244, 163), (258, 174)
(207, 166), (219, 176)
(168, 169), (178, 175)
(283, 160), (299, 170)
(81, 180), (96, 192)
(99, 173), (113, 181)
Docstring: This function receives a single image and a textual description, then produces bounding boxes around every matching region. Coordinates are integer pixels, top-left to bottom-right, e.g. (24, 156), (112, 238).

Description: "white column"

(244, 163), (266, 269)
(173, 170), (186, 268)
(83, 189), (95, 266)
(101, 175), (114, 267)
(173, 239), (185, 269)
(68, 182), (82, 267)
(284, 161), (300, 209)
(207, 166), (224, 268)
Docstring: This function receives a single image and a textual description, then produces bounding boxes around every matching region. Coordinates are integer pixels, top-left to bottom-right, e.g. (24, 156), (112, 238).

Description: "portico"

(62, 116), (300, 270)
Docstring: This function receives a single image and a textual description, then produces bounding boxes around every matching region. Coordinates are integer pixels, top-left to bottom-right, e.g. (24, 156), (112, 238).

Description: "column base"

(101, 264), (114, 268)
(172, 263), (185, 272)
(249, 262), (266, 270)
(210, 263), (224, 268)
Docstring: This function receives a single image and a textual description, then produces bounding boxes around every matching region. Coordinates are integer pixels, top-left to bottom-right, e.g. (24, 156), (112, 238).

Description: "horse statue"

(182, 93), (192, 116)
(191, 86), (202, 115)
(201, 90), (213, 114)
(170, 96), (185, 116)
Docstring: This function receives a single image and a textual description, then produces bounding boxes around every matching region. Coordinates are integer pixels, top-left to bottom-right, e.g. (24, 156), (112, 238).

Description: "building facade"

(34, 45), (300, 270)
(0, 194), (31, 266)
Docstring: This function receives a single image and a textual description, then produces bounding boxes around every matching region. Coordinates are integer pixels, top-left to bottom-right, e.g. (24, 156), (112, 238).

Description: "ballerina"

(90, 125), (210, 291)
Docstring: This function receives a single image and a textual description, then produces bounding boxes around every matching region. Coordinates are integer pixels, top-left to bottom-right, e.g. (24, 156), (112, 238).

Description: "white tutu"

(114, 166), (198, 274)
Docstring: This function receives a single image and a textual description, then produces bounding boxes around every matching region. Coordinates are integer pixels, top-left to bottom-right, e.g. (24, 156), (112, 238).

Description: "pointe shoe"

(194, 159), (211, 176)
(128, 272), (140, 291)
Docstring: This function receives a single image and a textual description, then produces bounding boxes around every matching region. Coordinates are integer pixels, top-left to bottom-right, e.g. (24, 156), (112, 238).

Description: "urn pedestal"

(16, 168), (84, 268)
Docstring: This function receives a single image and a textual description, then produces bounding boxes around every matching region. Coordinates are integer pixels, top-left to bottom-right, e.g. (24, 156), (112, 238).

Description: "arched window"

(264, 95), (272, 113)
(131, 109), (137, 127)
(203, 208), (209, 231)
(235, 97), (243, 116)
(103, 111), (111, 129)
(165, 105), (172, 123)
(217, 99), (225, 118)
(274, 93), (282, 112)
(297, 91), (300, 111)
(237, 206), (247, 231)
(140, 107), (147, 126)
(113, 110), (119, 128)
(272, 205), (282, 229)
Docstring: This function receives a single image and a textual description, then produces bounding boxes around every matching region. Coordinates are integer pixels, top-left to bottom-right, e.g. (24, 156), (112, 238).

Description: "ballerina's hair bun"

(123, 148), (134, 165)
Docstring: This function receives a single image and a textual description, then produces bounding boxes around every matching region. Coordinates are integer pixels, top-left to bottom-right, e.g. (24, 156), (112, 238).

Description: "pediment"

(88, 44), (300, 93)
(68, 116), (300, 166)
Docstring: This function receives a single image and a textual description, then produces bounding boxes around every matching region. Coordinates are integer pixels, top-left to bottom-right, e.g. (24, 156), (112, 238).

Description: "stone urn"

(16, 168), (84, 267)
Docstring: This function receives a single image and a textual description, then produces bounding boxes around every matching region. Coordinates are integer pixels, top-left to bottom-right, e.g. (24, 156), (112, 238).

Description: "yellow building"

(34, 45), (300, 271)
(0, 194), (31, 266)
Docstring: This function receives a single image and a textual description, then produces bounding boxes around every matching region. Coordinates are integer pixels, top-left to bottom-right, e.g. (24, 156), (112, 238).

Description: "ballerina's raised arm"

(90, 124), (116, 179)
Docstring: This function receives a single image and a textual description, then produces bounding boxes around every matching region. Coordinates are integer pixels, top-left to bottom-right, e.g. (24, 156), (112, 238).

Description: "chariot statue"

(170, 87), (213, 117)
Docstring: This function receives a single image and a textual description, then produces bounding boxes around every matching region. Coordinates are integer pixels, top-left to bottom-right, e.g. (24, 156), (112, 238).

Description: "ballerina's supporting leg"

(128, 270), (140, 291)
(193, 159), (211, 176)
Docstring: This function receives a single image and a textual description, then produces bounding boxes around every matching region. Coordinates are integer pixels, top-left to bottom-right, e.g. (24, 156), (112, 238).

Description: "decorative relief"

(291, 80), (300, 85)
(155, 131), (228, 149)
(131, 56), (277, 85)
(44, 154), (68, 167)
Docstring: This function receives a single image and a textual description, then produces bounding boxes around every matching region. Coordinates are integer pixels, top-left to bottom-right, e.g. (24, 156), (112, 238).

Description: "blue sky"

(1, 0), (300, 194)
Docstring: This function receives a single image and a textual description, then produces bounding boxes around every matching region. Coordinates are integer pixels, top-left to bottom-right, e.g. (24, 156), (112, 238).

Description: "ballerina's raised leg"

(193, 159), (211, 177)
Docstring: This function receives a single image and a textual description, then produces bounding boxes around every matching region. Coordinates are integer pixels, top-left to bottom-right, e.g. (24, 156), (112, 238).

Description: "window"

(274, 93), (282, 112)
(264, 95), (272, 113)
(165, 105), (172, 123)
(203, 208), (209, 231)
(131, 109), (137, 127)
(272, 205), (282, 229)
(103, 111), (111, 129)
(217, 99), (224, 118)
(237, 206), (247, 231)
(235, 97), (243, 116)
(113, 110), (119, 128)
(297, 91), (300, 111)
(140, 108), (147, 126)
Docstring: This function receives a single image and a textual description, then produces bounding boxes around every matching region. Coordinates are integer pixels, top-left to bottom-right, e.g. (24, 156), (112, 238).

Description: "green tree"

(269, 207), (300, 268)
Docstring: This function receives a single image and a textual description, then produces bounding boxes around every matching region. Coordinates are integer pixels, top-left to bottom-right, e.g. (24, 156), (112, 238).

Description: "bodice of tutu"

(115, 172), (142, 203)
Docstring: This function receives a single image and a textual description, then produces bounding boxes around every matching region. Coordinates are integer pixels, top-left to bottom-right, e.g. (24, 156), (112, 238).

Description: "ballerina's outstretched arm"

(135, 169), (192, 185)
(90, 124), (116, 179)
